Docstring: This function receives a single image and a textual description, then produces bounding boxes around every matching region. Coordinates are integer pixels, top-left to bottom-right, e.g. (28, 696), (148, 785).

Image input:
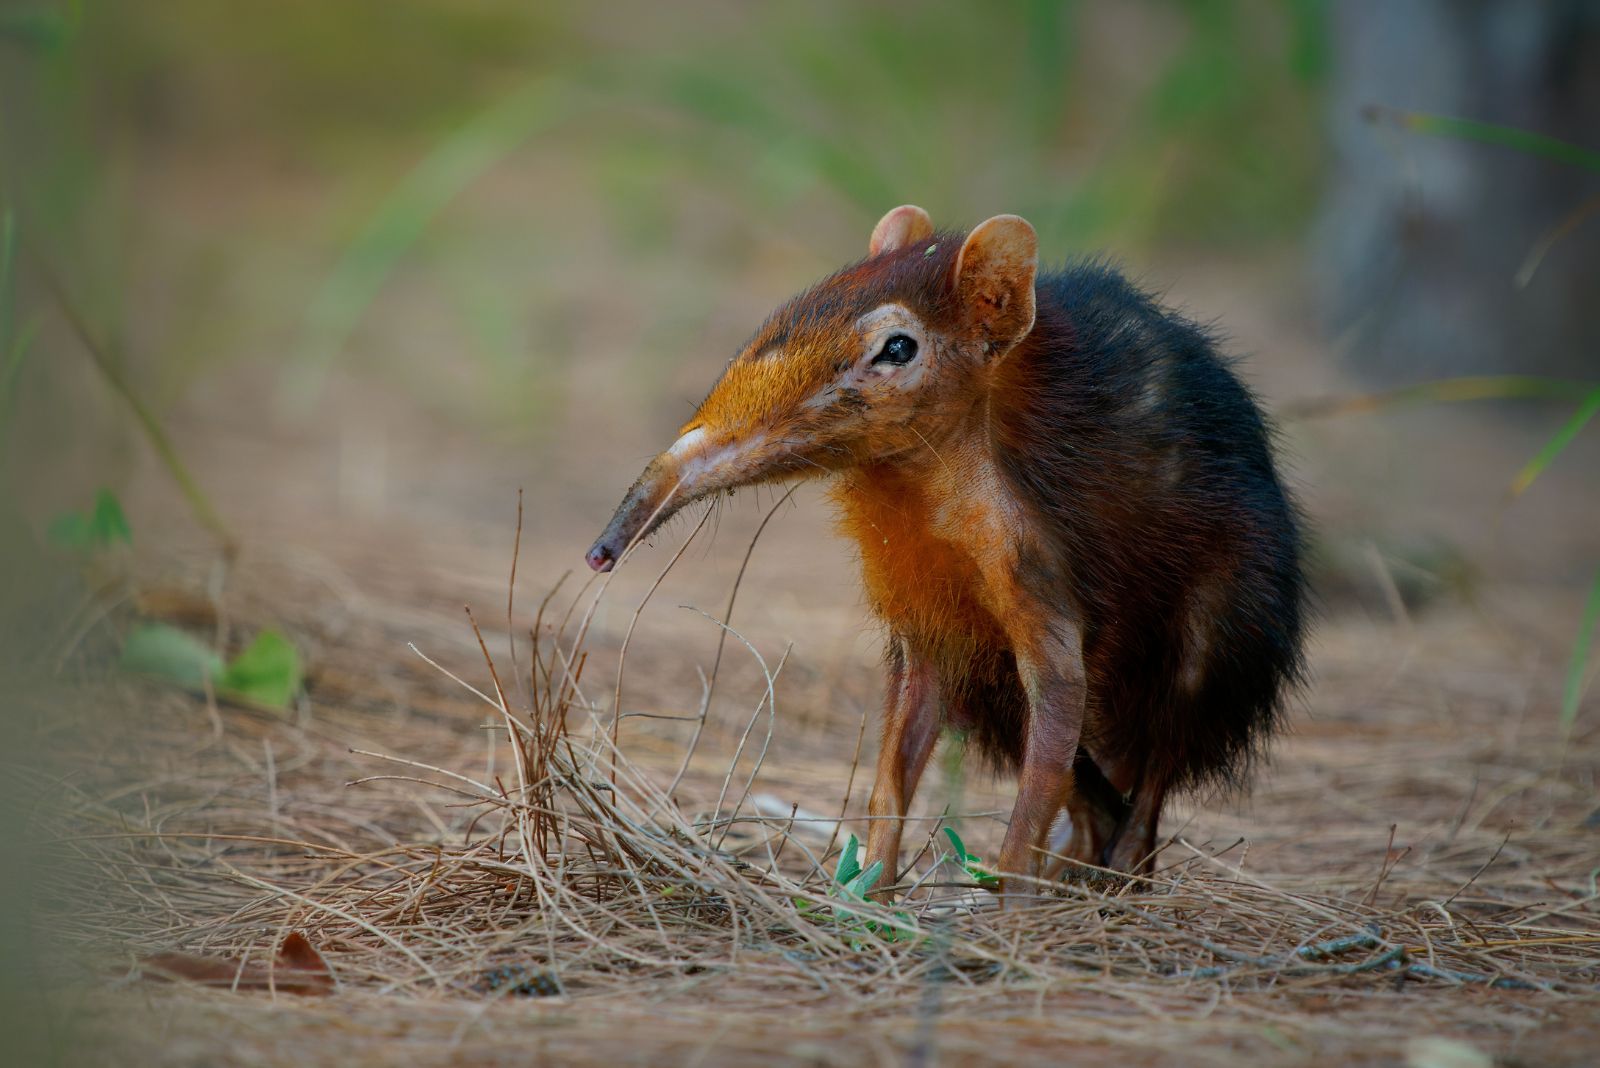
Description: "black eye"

(872, 333), (918, 366)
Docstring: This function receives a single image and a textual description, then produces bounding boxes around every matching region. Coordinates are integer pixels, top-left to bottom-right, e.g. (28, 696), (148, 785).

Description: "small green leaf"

(875, 908), (919, 944)
(942, 825), (999, 887)
(967, 862), (1001, 890)
(47, 511), (92, 550)
(46, 489), (132, 552)
(90, 488), (132, 546)
(218, 629), (302, 709)
(845, 860), (883, 899)
(120, 623), (224, 689)
(834, 834), (861, 886)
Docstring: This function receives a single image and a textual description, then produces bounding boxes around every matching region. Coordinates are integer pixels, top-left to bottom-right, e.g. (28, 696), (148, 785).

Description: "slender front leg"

(863, 638), (942, 899)
(996, 622), (1087, 905)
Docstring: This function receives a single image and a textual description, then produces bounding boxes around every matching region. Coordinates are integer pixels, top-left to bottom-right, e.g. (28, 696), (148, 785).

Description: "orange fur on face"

(685, 338), (835, 443)
(678, 256), (967, 487)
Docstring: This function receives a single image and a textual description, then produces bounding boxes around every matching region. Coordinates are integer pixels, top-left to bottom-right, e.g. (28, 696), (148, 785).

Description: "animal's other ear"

(868, 204), (935, 257)
(952, 214), (1037, 351)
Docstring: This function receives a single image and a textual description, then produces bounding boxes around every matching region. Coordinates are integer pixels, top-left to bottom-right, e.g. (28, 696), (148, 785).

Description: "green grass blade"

(660, 67), (897, 214)
(0, 322), (36, 417)
(290, 79), (570, 406)
(47, 276), (238, 555)
(1368, 106), (1600, 172)
(1022, 0), (1075, 144)
(1285, 375), (1599, 420)
(0, 208), (15, 348)
(1563, 569), (1600, 734)
(1510, 388), (1600, 497)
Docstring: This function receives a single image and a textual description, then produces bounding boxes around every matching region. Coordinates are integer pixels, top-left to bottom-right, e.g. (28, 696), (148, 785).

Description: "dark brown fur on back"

(970, 261), (1306, 790)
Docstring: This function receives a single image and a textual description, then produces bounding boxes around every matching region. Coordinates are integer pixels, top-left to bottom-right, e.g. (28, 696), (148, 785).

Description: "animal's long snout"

(585, 455), (681, 573)
(585, 426), (794, 572)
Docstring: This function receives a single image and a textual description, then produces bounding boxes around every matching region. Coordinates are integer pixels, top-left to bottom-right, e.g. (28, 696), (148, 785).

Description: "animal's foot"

(1102, 821), (1160, 876)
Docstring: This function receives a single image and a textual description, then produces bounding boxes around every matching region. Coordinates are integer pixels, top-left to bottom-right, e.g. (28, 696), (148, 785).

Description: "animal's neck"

(833, 397), (1019, 544)
(827, 411), (1026, 650)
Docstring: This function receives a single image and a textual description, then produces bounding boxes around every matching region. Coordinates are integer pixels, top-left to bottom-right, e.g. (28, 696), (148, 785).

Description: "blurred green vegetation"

(0, 0), (1327, 449)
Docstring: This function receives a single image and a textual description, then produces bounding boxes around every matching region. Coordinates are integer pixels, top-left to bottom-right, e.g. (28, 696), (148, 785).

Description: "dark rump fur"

(975, 260), (1307, 791)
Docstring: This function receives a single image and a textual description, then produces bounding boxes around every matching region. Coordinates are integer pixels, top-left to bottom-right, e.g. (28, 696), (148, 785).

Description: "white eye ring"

(840, 303), (930, 389)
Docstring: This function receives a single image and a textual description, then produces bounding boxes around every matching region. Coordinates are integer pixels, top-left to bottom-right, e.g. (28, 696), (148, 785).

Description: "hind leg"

(1104, 762), (1170, 874)
(1040, 751), (1129, 882)
(1068, 744), (1171, 875)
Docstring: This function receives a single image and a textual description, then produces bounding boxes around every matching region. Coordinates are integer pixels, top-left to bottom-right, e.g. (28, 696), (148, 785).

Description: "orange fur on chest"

(830, 466), (1012, 654)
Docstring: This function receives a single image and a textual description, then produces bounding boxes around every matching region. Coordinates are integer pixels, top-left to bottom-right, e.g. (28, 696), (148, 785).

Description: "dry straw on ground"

(27, 502), (1600, 1066)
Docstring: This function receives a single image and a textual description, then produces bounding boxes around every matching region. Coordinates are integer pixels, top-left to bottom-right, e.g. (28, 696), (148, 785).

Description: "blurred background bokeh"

(4, 0), (1598, 551)
(3, 0), (1597, 557)
(2, 1), (1598, 1059)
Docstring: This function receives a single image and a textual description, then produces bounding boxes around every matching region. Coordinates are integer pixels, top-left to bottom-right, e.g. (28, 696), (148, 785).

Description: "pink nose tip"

(586, 542), (617, 573)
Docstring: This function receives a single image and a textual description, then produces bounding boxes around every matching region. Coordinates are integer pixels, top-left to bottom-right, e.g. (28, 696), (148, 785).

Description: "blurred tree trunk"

(1314, 1), (1600, 381)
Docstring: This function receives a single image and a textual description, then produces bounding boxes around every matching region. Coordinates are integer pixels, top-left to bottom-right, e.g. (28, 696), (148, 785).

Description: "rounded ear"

(868, 204), (935, 257)
(952, 214), (1037, 351)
